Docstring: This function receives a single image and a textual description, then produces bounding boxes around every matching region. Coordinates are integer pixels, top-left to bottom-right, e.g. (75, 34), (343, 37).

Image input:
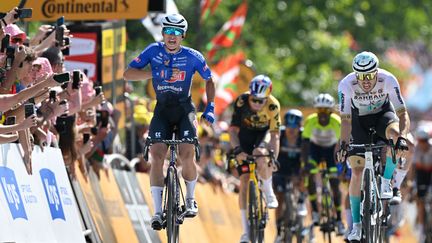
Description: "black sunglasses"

(251, 98), (266, 104)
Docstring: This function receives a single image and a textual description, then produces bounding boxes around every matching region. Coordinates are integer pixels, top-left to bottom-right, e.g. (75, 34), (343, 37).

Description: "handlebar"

(228, 150), (280, 170)
(143, 137), (201, 162)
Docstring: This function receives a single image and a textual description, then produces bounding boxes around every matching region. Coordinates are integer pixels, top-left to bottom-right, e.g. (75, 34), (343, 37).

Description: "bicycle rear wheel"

(166, 167), (179, 243)
(249, 181), (259, 243)
(362, 169), (374, 243)
(283, 191), (295, 243)
(321, 189), (333, 243)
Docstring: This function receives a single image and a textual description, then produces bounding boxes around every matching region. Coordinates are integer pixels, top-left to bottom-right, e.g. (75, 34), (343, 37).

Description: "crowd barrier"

(0, 144), (277, 243)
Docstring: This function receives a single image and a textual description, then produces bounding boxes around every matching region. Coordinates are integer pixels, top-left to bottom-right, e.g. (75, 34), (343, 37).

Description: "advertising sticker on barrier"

(32, 146), (85, 243)
(0, 144), (85, 243)
(0, 144), (55, 242)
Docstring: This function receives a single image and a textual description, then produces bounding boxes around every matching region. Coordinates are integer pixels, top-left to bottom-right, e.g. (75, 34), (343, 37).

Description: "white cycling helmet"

(352, 51), (379, 73)
(416, 126), (431, 140)
(249, 75), (272, 98)
(161, 13), (188, 33)
(313, 93), (335, 108)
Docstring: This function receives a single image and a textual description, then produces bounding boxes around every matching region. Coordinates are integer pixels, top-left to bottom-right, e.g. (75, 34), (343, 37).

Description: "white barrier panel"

(0, 144), (85, 243)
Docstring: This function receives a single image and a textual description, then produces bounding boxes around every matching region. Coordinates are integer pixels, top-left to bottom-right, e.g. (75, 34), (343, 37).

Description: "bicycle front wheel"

(362, 169), (374, 243)
(166, 167), (179, 243)
(248, 181), (259, 243)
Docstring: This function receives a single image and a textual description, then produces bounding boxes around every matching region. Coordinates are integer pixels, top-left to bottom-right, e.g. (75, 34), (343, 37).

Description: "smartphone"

(90, 127), (98, 135)
(4, 116), (16, 125)
(62, 37), (70, 56)
(53, 72), (70, 83)
(5, 46), (15, 70)
(49, 90), (57, 102)
(83, 133), (90, 143)
(28, 97), (35, 104)
(96, 110), (109, 127)
(56, 16), (64, 26)
(55, 26), (64, 47)
(95, 86), (102, 96)
(1, 34), (10, 53)
(15, 8), (32, 19)
(24, 103), (35, 118)
(72, 70), (81, 89)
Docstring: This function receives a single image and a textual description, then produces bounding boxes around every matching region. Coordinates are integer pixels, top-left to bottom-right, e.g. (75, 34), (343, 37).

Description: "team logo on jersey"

(133, 56), (141, 63)
(165, 71), (186, 83)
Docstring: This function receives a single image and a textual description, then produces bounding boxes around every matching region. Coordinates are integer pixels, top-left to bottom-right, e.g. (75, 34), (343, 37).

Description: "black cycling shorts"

(416, 169), (432, 198)
(349, 102), (398, 156)
(148, 98), (197, 140)
(308, 142), (336, 169)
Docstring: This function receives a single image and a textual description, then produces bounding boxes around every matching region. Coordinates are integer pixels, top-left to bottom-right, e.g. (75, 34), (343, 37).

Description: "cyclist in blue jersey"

(123, 13), (216, 230)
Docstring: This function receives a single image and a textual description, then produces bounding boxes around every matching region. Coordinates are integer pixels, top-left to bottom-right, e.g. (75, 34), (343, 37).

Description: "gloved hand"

(395, 136), (409, 151)
(336, 141), (349, 163)
(152, 66), (173, 80)
(201, 102), (215, 124)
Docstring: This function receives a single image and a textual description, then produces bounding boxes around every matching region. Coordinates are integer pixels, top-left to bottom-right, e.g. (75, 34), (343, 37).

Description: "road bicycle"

(230, 151), (278, 243)
(316, 160), (338, 243)
(280, 176), (305, 243)
(144, 136), (200, 243)
(423, 185), (432, 243)
(349, 128), (396, 243)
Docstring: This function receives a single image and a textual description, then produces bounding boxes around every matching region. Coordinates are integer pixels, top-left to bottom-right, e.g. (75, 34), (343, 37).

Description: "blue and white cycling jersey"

(128, 42), (212, 101)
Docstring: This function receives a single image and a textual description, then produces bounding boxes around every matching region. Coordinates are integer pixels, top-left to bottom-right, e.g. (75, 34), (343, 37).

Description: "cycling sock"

(393, 168), (407, 189)
(345, 209), (353, 232)
(383, 156), (397, 180)
(349, 196), (361, 223)
(184, 177), (198, 199)
(151, 186), (164, 214)
(262, 176), (274, 195)
(309, 194), (318, 212)
(336, 206), (342, 221)
(240, 209), (249, 234)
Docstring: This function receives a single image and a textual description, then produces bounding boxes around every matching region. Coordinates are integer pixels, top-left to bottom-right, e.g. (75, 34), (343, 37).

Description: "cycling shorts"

(307, 143), (336, 173)
(349, 102), (398, 157)
(148, 97), (197, 140)
(416, 168), (432, 198)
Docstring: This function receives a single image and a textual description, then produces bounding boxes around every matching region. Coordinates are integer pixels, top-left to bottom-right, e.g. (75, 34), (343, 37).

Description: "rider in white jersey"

(337, 51), (410, 242)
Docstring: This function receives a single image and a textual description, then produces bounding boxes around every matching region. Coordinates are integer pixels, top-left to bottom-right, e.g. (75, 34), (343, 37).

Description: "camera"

(55, 25), (64, 47)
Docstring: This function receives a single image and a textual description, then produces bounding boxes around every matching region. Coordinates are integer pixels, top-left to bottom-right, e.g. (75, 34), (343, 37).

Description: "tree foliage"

(126, 0), (432, 106)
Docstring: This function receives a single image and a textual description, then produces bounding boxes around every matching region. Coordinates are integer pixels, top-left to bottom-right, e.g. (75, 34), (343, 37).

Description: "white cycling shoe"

(381, 179), (393, 199)
(265, 191), (279, 209)
(347, 223), (362, 242)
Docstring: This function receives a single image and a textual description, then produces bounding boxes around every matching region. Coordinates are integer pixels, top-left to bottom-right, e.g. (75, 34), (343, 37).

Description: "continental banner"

(1, 0), (149, 21)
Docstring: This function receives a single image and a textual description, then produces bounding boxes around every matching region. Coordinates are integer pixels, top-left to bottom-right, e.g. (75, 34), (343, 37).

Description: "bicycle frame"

(282, 177), (304, 243)
(350, 130), (396, 243)
(317, 160), (337, 243)
(143, 136), (200, 243)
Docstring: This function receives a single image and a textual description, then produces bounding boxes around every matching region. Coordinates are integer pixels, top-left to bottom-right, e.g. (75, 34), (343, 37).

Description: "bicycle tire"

(258, 190), (265, 243)
(284, 191), (294, 243)
(249, 180), (259, 243)
(166, 167), (178, 243)
(322, 190), (332, 243)
(362, 169), (373, 243)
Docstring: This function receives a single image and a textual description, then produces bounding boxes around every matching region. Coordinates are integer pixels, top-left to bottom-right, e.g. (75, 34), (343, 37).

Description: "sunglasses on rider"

(251, 98), (266, 104)
(355, 71), (377, 81)
(317, 108), (332, 114)
(163, 27), (184, 36)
